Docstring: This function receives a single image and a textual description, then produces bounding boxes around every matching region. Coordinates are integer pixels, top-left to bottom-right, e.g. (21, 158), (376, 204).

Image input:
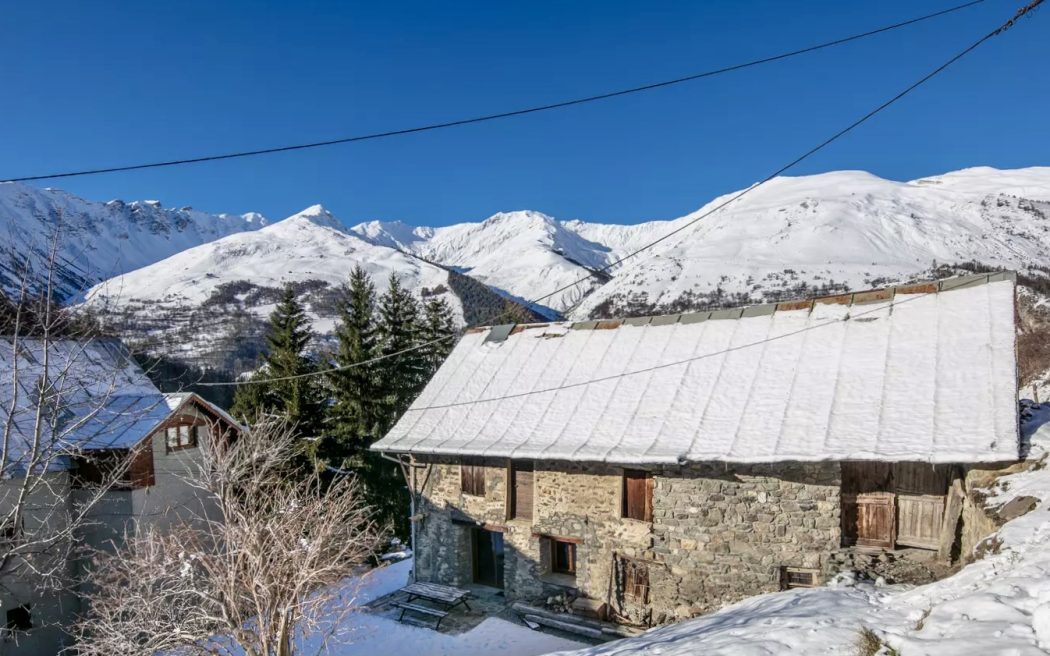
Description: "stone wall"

(414, 457), (841, 624)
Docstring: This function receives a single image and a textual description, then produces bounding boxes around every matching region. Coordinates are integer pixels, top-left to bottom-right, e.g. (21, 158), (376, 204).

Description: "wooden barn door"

(894, 463), (948, 550)
(896, 495), (945, 549)
(843, 492), (896, 548)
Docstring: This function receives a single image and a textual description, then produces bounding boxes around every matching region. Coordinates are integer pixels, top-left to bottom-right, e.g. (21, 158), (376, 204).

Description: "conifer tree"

(375, 274), (426, 432)
(327, 266), (380, 464)
(231, 285), (323, 440)
(420, 296), (457, 377)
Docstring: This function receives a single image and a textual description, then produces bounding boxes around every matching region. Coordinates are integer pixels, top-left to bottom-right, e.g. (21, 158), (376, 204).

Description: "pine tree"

(231, 285), (324, 441)
(326, 266), (380, 465)
(420, 296), (457, 377)
(375, 274), (427, 433)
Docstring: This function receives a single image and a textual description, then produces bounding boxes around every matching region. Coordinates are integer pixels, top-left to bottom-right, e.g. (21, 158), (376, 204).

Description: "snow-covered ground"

(552, 403), (1050, 656)
(280, 558), (585, 656)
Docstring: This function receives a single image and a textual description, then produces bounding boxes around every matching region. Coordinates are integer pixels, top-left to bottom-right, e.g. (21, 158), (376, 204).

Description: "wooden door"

(472, 529), (505, 588)
(897, 494), (944, 550)
(510, 462), (534, 521)
(843, 492), (895, 548)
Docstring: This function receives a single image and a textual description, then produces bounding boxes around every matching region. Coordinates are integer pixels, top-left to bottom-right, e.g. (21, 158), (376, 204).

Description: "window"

(780, 566), (819, 590)
(165, 423), (199, 453)
(509, 461), (534, 521)
(550, 539), (576, 576)
(618, 557), (650, 603)
(622, 469), (653, 522)
(461, 459), (486, 496)
(5, 604), (32, 632)
(1, 518), (23, 550)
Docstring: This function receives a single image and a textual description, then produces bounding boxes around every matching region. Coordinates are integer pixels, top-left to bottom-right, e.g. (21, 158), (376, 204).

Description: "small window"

(780, 566), (819, 590)
(509, 462), (534, 521)
(622, 469), (653, 522)
(550, 539), (576, 576)
(166, 426), (180, 449)
(1, 518), (23, 549)
(6, 604), (32, 632)
(461, 460), (486, 496)
(196, 424), (209, 445)
(165, 423), (199, 453)
(620, 557), (650, 603)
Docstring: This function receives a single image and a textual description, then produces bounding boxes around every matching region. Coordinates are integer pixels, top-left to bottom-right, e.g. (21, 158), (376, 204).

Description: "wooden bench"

(393, 601), (450, 629)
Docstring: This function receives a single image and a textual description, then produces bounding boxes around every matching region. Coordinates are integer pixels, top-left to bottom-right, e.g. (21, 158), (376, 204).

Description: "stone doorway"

(472, 528), (505, 589)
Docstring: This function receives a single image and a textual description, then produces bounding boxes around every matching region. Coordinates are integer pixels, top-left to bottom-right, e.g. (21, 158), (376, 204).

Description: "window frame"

(507, 461), (535, 522)
(622, 469), (654, 523)
(164, 421), (201, 454)
(550, 538), (577, 576)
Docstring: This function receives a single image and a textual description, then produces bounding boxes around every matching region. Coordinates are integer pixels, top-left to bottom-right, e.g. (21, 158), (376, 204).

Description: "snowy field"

(553, 403), (1050, 656)
(288, 558), (585, 656)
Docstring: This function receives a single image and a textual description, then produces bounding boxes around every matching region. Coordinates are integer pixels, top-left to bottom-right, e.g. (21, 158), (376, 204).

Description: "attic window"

(780, 566), (819, 590)
(165, 423), (199, 453)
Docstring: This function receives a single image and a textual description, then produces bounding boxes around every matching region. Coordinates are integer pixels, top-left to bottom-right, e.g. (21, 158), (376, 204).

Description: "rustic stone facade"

(413, 457), (842, 624)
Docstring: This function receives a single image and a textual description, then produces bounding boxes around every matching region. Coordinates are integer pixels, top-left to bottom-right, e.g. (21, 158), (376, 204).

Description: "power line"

(184, 0), (1044, 389)
(1, 0), (990, 184)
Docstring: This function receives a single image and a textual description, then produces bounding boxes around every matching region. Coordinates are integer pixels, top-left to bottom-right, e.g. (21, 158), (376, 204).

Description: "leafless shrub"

(3, 220), (154, 648)
(72, 419), (387, 656)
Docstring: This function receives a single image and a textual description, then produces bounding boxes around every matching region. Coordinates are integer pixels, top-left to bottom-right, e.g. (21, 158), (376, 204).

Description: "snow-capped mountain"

(81, 205), (537, 371)
(353, 210), (617, 313)
(350, 167), (1050, 320)
(0, 181), (267, 301)
(7, 165), (1050, 378)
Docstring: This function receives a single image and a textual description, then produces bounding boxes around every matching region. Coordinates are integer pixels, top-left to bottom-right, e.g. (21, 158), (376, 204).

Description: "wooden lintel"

(532, 531), (583, 544)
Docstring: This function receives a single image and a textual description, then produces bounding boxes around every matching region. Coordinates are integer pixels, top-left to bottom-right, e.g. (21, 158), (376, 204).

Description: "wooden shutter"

(844, 492), (895, 548)
(623, 470), (652, 522)
(897, 494), (945, 550)
(461, 460), (485, 496)
(511, 462), (534, 520)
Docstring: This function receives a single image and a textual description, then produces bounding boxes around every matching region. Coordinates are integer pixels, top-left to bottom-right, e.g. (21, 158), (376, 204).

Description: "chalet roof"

(163, 392), (245, 431)
(0, 338), (170, 474)
(373, 273), (1019, 465)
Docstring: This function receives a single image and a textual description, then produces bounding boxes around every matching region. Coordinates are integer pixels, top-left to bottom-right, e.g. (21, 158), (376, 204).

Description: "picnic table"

(393, 581), (471, 629)
(401, 581), (472, 611)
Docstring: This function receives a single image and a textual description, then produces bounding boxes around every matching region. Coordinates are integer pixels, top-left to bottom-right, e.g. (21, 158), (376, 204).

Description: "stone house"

(1, 338), (242, 655)
(373, 272), (1021, 625)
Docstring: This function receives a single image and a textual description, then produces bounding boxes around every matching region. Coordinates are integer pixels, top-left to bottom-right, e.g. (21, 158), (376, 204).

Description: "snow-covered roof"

(1, 338), (170, 473)
(163, 392), (245, 431)
(373, 273), (1019, 464)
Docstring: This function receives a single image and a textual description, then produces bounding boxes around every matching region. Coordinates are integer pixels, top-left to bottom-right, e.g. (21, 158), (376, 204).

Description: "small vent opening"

(780, 566), (819, 590)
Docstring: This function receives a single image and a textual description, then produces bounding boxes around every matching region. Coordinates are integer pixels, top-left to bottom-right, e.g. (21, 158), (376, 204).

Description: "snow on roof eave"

(372, 445), (1021, 465)
(373, 271), (1020, 465)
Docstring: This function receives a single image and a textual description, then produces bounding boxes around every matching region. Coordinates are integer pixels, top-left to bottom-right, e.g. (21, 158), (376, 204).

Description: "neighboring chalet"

(373, 272), (1021, 626)
(0, 338), (242, 655)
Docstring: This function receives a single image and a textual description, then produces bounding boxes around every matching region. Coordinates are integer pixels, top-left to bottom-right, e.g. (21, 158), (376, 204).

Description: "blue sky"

(0, 0), (1046, 226)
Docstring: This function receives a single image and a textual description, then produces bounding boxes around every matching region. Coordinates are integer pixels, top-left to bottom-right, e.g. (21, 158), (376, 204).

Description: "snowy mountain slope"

(349, 167), (1050, 320)
(569, 168), (1050, 318)
(553, 404), (1050, 656)
(354, 210), (618, 313)
(0, 181), (267, 301)
(82, 205), (467, 368)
